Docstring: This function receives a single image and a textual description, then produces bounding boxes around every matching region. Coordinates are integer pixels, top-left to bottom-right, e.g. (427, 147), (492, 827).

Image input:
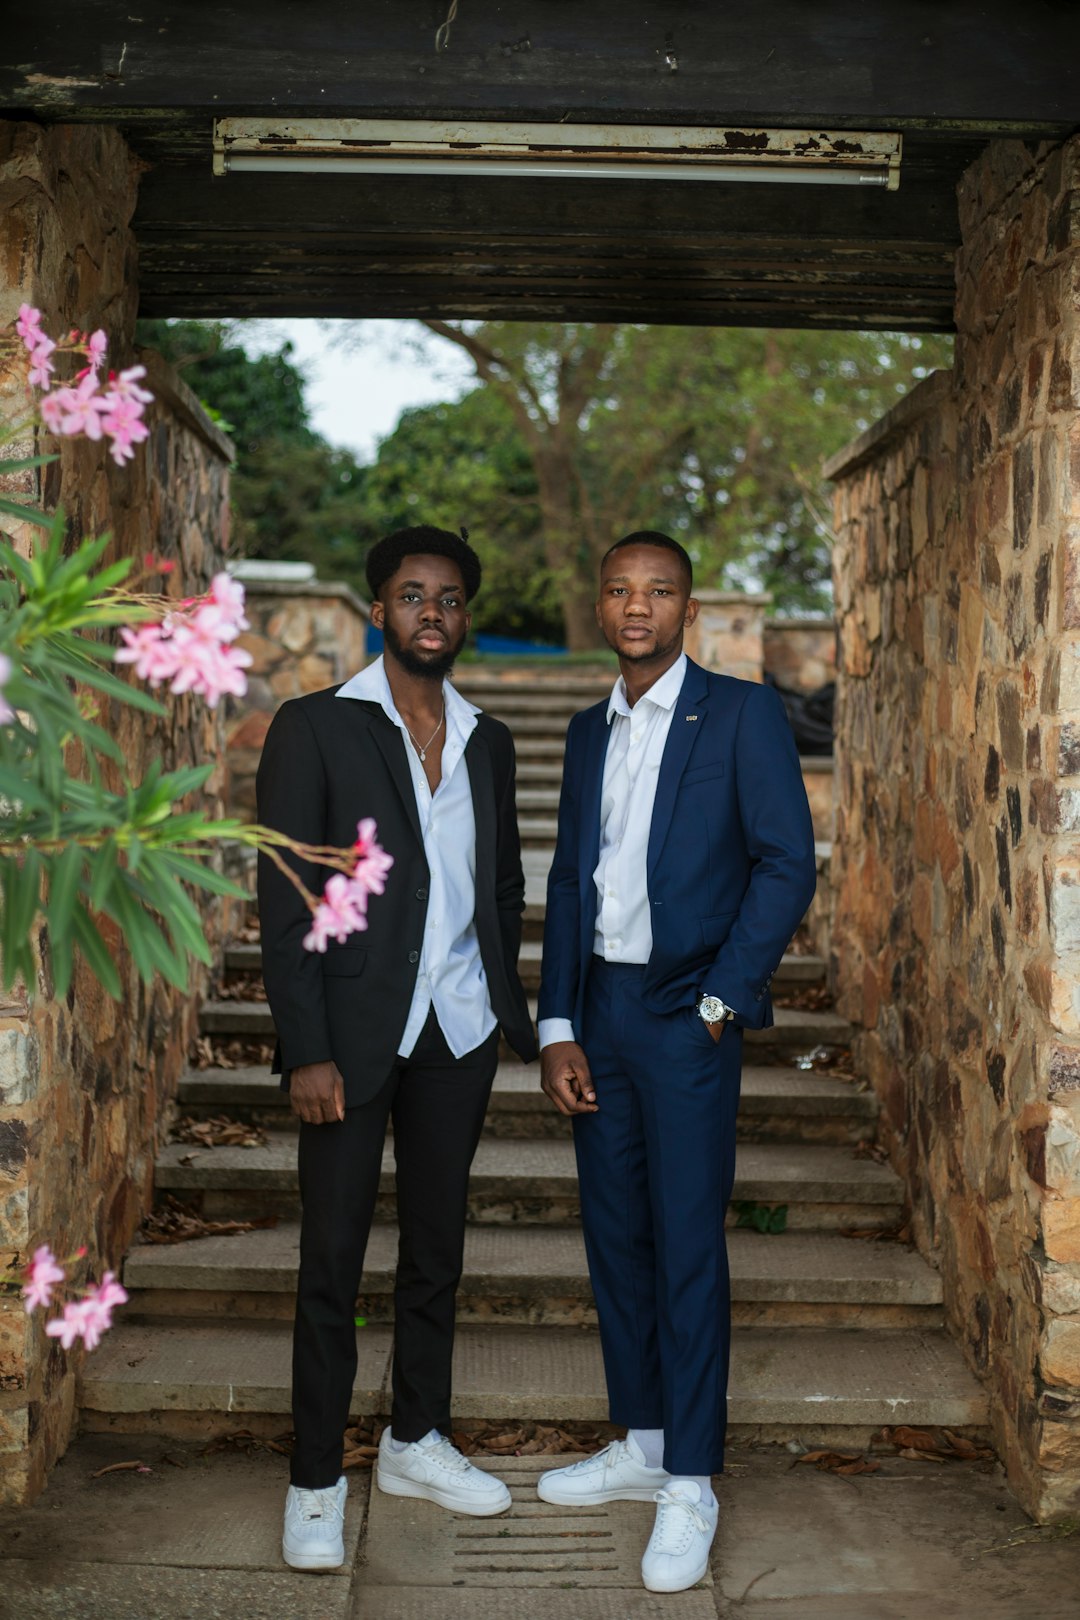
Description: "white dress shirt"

(336, 657), (497, 1060)
(538, 654), (686, 1050)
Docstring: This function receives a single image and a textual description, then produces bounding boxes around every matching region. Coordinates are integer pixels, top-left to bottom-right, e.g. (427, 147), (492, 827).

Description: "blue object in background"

(475, 633), (566, 657)
(364, 625), (567, 658)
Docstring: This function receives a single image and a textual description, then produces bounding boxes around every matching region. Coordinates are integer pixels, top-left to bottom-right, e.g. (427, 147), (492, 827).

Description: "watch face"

(698, 996), (727, 1023)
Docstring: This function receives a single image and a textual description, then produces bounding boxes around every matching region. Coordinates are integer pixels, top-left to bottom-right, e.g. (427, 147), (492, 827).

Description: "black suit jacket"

(256, 684), (537, 1106)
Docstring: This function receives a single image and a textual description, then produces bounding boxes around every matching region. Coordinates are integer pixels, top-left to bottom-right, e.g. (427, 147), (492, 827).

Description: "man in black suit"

(256, 525), (536, 1572)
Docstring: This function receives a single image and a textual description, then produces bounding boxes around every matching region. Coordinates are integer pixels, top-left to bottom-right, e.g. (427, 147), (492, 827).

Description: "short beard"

(383, 619), (463, 682)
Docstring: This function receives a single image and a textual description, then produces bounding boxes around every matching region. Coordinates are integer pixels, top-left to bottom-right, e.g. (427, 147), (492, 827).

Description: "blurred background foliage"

(137, 318), (952, 648)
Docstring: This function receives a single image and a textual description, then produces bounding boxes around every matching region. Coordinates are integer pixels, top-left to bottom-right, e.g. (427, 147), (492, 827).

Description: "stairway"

(82, 667), (988, 1446)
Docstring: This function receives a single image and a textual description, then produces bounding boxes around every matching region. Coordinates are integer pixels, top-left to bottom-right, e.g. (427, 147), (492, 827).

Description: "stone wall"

(0, 123), (232, 1503)
(224, 563), (370, 819)
(763, 619), (836, 692)
(684, 589), (771, 683)
(827, 137), (1080, 1521)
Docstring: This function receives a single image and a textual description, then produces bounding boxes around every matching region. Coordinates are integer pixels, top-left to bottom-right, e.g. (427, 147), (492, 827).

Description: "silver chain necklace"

(404, 703), (445, 763)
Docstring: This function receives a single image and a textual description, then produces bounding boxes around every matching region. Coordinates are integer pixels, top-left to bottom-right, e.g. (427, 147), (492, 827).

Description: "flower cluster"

(19, 1244), (127, 1353)
(15, 305), (153, 466)
(115, 572), (253, 709)
(303, 818), (395, 952)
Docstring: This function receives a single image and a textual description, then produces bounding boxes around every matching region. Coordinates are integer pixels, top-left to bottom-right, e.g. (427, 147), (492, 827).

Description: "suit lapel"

(647, 661), (710, 880)
(577, 706), (607, 893)
(357, 702), (424, 849)
(465, 729), (495, 893)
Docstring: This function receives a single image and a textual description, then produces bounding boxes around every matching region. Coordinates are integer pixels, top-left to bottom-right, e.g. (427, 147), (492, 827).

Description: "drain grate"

(361, 1457), (713, 1591)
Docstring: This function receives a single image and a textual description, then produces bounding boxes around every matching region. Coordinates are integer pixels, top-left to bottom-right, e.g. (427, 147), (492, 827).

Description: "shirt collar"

(335, 654), (481, 739)
(606, 652), (687, 724)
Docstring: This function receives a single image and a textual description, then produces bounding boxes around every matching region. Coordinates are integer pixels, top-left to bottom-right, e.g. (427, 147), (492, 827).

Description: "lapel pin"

(685, 714), (698, 721)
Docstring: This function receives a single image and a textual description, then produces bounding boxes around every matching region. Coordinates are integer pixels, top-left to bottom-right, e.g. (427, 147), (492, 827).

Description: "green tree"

(135, 319), (372, 588)
(355, 387), (557, 641)
(396, 322), (954, 648)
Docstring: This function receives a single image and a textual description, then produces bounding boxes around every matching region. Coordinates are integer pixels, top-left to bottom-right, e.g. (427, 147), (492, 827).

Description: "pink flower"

(42, 1271), (128, 1352)
(351, 819), (394, 897)
(109, 364), (154, 406)
(85, 1271), (128, 1329)
(166, 625), (252, 707)
(45, 1299), (93, 1350)
(85, 329), (108, 370)
(101, 393), (150, 465)
(16, 303), (43, 348)
(22, 1244), (65, 1313)
(39, 391), (66, 434)
(115, 623), (182, 684)
(0, 653), (14, 725)
(303, 873), (369, 953)
(208, 573), (249, 635)
(27, 335), (56, 390)
(57, 373), (111, 440)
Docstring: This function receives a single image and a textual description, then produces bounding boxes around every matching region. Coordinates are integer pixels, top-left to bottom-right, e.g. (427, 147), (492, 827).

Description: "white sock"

(388, 1426), (441, 1453)
(627, 1428), (666, 1469)
(668, 1474), (715, 1507)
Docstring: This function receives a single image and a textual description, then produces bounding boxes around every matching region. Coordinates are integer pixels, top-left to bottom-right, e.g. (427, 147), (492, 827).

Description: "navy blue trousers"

(574, 957), (742, 1477)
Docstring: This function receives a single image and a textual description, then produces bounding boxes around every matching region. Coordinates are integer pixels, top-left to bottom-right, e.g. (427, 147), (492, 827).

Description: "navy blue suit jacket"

(538, 658), (818, 1037)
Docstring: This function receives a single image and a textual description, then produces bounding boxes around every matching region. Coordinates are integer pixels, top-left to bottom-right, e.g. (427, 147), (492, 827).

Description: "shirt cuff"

(538, 1017), (577, 1049)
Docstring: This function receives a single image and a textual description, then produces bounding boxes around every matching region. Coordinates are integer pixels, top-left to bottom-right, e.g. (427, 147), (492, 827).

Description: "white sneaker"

(641, 1483), (718, 1593)
(536, 1438), (671, 1506)
(376, 1428), (511, 1516)
(282, 1475), (347, 1571)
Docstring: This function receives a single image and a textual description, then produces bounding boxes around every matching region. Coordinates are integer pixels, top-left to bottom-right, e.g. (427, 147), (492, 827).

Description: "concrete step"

(518, 816), (559, 847)
(79, 1320), (989, 1444)
(516, 788), (562, 812)
(198, 998), (851, 1056)
(510, 739), (568, 761)
(222, 937), (827, 992)
(485, 715), (572, 738)
(514, 763), (567, 786)
(153, 1134), (902, 1228)
(178, 1055), (872, 1145)
(123, 1224), (942, 1330)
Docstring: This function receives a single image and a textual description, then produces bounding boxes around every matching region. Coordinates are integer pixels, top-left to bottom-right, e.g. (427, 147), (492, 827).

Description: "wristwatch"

(696, 994), (734, 1027)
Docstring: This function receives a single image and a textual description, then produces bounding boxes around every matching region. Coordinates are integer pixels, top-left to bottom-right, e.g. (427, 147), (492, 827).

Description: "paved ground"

(0, 1433), (1076, 1619)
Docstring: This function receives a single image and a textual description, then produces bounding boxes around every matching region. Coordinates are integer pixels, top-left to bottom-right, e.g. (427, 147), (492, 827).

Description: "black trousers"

(290, 1010), (500, 1488)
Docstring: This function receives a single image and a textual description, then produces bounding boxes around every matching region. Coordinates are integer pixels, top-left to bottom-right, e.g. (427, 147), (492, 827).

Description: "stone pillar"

(684, 590), (771, 681)
(0, 124), (232, 1503)
(827, 136), (1080, 1521)
(763, 618), (837, 692)
(224, 562), (371, 820)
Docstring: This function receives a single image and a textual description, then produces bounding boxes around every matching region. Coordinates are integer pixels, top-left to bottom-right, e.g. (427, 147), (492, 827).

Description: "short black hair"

(601, 530), (693, 591)
(365, 524), (482, 602)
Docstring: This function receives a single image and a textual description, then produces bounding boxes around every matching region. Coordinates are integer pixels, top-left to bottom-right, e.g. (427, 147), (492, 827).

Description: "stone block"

(1049, 857), (1080, 954)
(1046, 1104), (1080, 1195)
(0, 1028), (38, 1106)
(1042, 1316), (1080, 1389)
(1045, 1198), (1080, 1262)
(265, 604), (313, 655)
(0, 1403), (28, 1454)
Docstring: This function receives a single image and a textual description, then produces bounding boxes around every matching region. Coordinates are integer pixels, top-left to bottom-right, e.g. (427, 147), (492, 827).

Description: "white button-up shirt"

(336, 657), (497, 1060)
(538, 654), (686, 1050)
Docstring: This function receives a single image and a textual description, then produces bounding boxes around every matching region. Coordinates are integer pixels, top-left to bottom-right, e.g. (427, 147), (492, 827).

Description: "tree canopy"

(139, 317), (953, 648)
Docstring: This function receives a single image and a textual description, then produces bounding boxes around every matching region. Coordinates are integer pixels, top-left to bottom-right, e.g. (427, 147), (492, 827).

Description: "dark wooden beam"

(4, 1), (1078, 130)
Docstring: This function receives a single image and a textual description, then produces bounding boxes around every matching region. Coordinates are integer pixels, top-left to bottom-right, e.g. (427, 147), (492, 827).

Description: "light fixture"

(212, 118), (901, 189)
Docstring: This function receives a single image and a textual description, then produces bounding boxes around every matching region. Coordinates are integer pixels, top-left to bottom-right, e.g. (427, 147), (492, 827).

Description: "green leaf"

(89, 838), (119, 909)
(46, 843), (83, 944)
(155, 848), (248, 899)
(71, 903), (122, 998)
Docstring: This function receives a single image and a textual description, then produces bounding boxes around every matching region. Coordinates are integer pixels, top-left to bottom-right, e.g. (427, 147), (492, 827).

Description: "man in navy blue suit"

(535, 531), (817, 1594)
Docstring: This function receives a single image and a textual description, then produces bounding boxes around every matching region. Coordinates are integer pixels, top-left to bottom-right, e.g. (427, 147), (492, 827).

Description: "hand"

(540, 1042), (598, 1116)
(289, 1060), (346, 1124)
(707, 1018), (725, 1044)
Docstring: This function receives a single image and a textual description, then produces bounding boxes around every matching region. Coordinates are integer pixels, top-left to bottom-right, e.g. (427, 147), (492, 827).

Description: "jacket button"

(416, 887), (428, 900)
(408, 950), (419, 964)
